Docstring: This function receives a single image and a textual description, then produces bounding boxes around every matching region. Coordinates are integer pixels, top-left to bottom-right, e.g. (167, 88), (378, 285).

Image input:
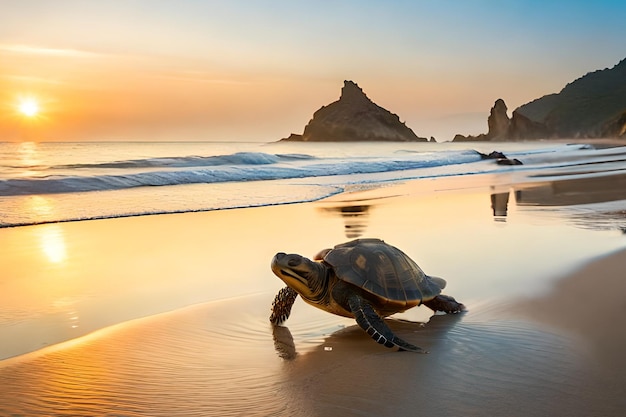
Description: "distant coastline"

(454, 58), (626, 142)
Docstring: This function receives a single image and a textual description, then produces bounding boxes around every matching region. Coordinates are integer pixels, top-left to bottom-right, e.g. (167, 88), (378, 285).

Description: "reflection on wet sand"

(275, 311), (463, 360)
(319, 203), (371, 238)
(516, 172), (626, 206)
(37, 224), (67, 264)
(514, 172), (626, 232)
(279, 312), (622, 416)
(490, 190), (510, 221)
(281, 311), (624, 417)
(272, 324), (297, 360)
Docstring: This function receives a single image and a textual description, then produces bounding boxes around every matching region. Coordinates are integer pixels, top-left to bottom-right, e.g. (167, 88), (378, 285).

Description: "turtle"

(269, 238), (465, 352)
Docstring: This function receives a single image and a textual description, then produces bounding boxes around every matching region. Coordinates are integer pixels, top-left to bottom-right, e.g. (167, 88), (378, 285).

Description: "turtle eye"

(287, 257), (301, 267)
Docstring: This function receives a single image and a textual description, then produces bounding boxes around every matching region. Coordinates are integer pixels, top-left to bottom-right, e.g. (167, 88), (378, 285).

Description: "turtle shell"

(322, 238), (446, 308)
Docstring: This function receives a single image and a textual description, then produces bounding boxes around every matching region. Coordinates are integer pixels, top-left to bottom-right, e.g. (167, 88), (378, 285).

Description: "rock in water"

(280, 81), (427, 142)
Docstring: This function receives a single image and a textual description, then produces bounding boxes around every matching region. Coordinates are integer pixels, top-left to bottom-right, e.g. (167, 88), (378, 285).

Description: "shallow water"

(0, 298), (292, 416)
(2, 294), (623, 416)
(1, 169), (625, 416)
(2, 177), (624, 360)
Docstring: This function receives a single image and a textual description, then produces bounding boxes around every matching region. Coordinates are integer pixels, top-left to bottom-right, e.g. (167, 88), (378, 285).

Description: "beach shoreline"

(1, 167), (625, 416)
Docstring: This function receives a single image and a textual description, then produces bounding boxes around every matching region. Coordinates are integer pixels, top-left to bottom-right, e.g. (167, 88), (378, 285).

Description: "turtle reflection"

(272, 325), (297, 360)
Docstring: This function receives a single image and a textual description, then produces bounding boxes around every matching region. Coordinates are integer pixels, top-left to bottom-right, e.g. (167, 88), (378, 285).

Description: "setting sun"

(17, 97), (40, 118)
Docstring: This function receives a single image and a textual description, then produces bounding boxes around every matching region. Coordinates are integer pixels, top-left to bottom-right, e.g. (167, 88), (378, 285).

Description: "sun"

(17, 97), (40, 118)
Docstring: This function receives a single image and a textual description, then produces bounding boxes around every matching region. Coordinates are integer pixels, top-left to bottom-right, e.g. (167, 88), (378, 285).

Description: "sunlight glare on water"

(38, 224), (67, 263)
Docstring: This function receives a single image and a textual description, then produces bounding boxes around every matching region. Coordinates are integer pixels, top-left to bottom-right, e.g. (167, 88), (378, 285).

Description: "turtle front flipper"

(348, 295), (427, 353)
(270, 286), (299, 325)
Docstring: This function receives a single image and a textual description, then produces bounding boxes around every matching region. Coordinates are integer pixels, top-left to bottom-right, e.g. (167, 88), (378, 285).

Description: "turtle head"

(271, 252), (329, 301)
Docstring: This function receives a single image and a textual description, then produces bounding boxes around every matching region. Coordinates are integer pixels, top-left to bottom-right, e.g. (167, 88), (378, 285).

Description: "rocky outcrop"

(487, 99), (510, 139)
(453, 99), (524, 141)
(508, 110), (550, 140)
(455, 57), (626, 141)
(477, 150), (523, 165)
(280, 81), (427, 142)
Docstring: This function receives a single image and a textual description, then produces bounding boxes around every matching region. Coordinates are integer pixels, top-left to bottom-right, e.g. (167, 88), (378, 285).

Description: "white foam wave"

(0, 150), (481, 196)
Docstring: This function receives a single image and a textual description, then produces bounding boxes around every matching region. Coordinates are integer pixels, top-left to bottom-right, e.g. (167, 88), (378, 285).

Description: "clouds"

(0, 1), (624, 141)
(0, 44), (100, 58)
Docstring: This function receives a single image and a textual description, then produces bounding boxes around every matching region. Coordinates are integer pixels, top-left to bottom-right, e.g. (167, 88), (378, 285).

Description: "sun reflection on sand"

(37, 224), (67, 264)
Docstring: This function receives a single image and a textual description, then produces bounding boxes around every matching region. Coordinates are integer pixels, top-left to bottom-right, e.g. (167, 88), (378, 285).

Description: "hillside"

(455, 58), (626, 141)
(518, 58), (626, 138)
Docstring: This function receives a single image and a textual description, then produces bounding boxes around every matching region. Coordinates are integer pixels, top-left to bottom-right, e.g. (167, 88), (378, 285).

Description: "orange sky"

(1, 1), (624, 142)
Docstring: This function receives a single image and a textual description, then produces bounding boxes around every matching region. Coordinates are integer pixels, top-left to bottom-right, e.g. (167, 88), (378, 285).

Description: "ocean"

(1, 140), (625, 228)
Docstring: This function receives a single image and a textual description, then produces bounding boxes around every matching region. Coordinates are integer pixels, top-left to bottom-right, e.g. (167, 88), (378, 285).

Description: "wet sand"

(1, 171), (625, 416)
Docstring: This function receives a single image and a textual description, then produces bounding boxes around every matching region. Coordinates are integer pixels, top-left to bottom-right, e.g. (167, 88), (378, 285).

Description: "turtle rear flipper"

(423, 294), (465, 314)
(348, 295), (427, 353)
(270, 287), (299, 325)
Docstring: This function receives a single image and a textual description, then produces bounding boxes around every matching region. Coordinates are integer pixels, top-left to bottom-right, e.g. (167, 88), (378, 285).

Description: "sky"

(0, 0), (625, 142)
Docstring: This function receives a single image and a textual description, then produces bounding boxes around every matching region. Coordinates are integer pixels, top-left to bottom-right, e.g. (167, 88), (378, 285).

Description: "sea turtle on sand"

(270, 238), (465, 353)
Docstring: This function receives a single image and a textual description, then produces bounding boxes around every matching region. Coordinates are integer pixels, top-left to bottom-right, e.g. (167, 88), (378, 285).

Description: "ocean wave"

(51, 151), (315, 170)
(2, 142), (622, 228)
(0, 150), (481, 196)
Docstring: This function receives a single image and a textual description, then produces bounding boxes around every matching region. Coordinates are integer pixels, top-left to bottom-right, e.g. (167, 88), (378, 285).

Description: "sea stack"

(281, 81), (427, 142)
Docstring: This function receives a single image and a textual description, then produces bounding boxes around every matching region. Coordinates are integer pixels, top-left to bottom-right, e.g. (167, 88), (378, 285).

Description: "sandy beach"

(1, 2), (624, 415)
(1, 169), (625, 416)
